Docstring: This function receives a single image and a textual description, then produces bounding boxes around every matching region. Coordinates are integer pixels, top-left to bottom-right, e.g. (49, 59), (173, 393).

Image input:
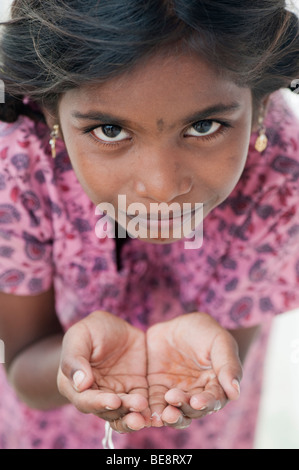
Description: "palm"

(147, 313), (241, 425)
(65, 312), (150, 429)
(60, 311), (241, 431)
(89, 317), (147, 398)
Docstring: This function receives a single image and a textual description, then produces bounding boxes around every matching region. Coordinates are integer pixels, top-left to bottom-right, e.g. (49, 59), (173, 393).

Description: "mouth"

(124, 206), (202, 235)
(126, 209), (196, 222)
(96, 195), (206, 243)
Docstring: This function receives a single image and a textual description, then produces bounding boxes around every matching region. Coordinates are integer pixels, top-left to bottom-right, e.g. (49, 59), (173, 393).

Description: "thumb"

(211, 331), (243, 401)
(59, 322), (95, 392)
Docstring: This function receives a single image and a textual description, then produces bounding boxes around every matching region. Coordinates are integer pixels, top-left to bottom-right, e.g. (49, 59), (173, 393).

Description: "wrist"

(8, 333), (68, 410)
(228, 325), (261, 364)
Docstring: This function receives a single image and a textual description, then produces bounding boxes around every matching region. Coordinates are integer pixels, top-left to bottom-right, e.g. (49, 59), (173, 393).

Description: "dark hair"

(0, 0), (298, 124)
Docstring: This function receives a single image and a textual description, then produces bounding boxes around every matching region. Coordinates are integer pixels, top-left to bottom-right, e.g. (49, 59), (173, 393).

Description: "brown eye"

(193, 121), (213, 134)
(92, 125), (130, 142)
(185, 120), (221, 137)
(101, 125), (122, 138)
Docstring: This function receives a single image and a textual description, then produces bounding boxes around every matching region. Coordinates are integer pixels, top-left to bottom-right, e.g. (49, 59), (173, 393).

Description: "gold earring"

(255, 114), (268, 153)
(49, 124), (59, 159)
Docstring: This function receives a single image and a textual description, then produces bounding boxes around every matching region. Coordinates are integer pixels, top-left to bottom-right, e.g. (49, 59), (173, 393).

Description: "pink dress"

(0, 90), (299, 449)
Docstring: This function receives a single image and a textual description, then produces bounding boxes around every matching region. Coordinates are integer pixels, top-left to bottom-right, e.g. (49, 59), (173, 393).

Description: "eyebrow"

(181, 102), (241, 125)
(72, 102), (241, 127)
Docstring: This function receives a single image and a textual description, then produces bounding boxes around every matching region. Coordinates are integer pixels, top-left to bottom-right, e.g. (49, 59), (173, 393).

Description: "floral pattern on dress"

(0, 89), (299, 448)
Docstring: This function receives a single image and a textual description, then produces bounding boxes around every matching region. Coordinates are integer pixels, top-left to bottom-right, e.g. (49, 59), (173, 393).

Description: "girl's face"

(56, 52), (255, 244)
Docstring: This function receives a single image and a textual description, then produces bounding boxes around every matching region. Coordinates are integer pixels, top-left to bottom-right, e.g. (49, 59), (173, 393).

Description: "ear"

(251, 94), (271, 133)
(42, 107), (62, 138)
(261, 95), (271, 112)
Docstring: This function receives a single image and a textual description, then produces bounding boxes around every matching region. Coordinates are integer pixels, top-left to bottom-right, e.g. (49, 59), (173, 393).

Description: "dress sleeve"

(194, 184), (299, 330)
(180, 91), (299, 330)
(0, 117), (54, 295)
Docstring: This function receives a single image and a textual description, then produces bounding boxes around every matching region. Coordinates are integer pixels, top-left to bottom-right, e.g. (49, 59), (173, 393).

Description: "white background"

(1, 0), (299, 450)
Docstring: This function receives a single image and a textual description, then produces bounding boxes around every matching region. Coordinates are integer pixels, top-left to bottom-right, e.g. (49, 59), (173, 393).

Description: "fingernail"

(214, 401), (222, 412)
(177, 423), (191, 430)
(127, 424), (144, 431)
(175, 416), (183, 425)
(232, 379), (240, 396)
(73, 370), (85, 391)
(199, 405), (208, 411)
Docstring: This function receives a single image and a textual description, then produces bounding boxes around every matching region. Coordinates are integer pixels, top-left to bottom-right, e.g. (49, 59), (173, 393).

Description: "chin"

(134, 235), (180, 244)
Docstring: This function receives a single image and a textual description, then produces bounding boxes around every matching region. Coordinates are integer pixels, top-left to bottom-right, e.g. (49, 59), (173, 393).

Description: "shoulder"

(0, 116), (59, 231)
(0, 114), (73, 198)
(0, 115), (54, 176)
(252, 90), (299, 172)
(262, 89), (299, 169)
(232, 89), (299, 204)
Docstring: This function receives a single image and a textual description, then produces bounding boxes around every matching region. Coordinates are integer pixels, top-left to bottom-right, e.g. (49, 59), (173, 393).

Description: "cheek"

(199, 130), (251, 202)
(75, 160), (103, 201)
(219, 148), (249, 195)
(219, 143), (250, 197)
(224, 153), (248, 190)
(61, 135), (116, 205)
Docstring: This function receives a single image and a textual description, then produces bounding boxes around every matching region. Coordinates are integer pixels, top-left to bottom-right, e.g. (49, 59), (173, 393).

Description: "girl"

(0, 0), (299, 449)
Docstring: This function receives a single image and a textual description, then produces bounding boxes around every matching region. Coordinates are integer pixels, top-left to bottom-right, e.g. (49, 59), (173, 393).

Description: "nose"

(134, 146), (193, 203)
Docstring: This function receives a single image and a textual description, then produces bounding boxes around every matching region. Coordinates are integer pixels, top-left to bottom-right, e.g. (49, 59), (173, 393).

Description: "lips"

(126, 209), (196, 221)
(125, 207), (199, 236)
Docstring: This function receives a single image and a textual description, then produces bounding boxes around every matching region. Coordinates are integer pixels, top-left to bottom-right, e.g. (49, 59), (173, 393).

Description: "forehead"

(61, 52), (249, 117)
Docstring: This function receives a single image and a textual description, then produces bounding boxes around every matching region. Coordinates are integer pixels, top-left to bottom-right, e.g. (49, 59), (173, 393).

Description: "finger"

(109, 412), (148, 433)
(106, 393), (151, 427)
(72, 389), (122, 415)
(164, 388), (188, 408)
(189, 391), (224, 414)
(218, 364), (242, 401)
(164, 385), (225, 418)
(148, 383), (168, 427)
(164, 388), (200, 419)
(165, 387), (212, 419)
(161, 405), (192, 429)
(211, 332), (243, 401)
(60, 323), (95, 392)
(118, 393), (149, 413)
(104, 405), (152, 427)
(189, 380), (227, 413)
